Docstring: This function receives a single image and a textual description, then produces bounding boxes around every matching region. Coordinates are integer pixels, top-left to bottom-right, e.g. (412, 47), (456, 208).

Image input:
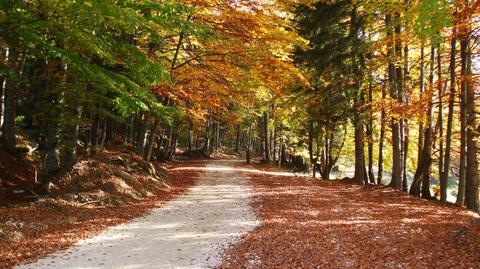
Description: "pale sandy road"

(16, 160), (258, 269)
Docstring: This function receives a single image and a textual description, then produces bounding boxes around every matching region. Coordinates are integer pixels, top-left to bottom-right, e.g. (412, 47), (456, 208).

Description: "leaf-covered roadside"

(0, 159), (203, 269)
(219, 164), (480, 269)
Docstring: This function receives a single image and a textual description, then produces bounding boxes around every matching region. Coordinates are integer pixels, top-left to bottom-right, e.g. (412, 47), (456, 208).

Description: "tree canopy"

(0, 0), (479, 212)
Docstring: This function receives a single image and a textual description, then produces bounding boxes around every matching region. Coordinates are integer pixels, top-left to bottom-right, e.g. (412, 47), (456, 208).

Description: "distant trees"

(294, 0), (479, 212)
(0, 0), (183, 190)
(0, 0), (477, 212)
(0, 0), (304, 190)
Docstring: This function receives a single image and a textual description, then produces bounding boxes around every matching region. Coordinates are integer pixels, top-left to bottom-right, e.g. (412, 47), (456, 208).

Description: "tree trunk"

(0, 48), (7, 135)
(235, 124), (240, 154)
(41, 60), (65, 191)
(164, 124), (174, 160)
(215, 121), (220, 152)
(144, 117), (160, 161)
(457, 44), (467, 206)
(263, 111), (271, 163)
(367, 79), (375, 184)
(462, 27), (479, 211)
(441, 30), (457, 203)
(1, 48), (19, 155)
(278, 125), (283, 167)
(418, 44), (426, 165)
(99, 118), (107, 146)
(137, 112), (149, 155)
(203, 119), (210, 155)
(402, 41), (410, 193)
(167, 131), (178, 160)
(63, 104), (82, 170)
(411, 46), (436, 199)
(420, 46), (436, 199)
(246, 123), (252, 164)
(378, 83), (386, 185)
(386, 13), (402, 189)
(155, 129), (166, 161)
(437, 47), (444, 192)
(89, 112), (100, 148)
(280, 142), (286, 167)
(308, 121), (316, 178)
(402, 122), (410, 192)
(105, 117), (114, 144)
(208, 121), (215, 153)
(353, 97), (366, 184)
(127, 117), (134, 145)
(187, 128), (193, 152)
(273, 122), (278, 163)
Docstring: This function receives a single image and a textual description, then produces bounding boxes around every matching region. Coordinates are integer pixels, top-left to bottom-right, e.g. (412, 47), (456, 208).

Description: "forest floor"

(0, 146), (203, 268)
(2, 157), (480, 269)
(220, 163), (480, 269)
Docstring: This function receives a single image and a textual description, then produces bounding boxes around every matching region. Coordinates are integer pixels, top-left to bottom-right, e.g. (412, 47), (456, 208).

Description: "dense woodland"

(0, 0), (479, 212)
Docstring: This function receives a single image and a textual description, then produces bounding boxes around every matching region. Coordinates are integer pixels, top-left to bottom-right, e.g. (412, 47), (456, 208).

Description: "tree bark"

(235, 124), (241, 154)
(167, 131), (178, 160)
(411, 46), (435, 199)
(457, 42), (467, 206)
(89, 112), (100, 148)
(378, 83), (386, 185)
(203, 119), (210, 155)
(461, 23), (479, 211)
(137, 112), (149, 155)
(367, 79), (375, 184)
(418, 44), (426, 165)
(99, 118), (107, 146)
(278, 125), (283, 167)
(386, 13), (402, 189)
(164, 124), (174, 160)
(144, 117), (160, 161)
(187, 128), (193, 152)
(308, 121), (316, 178)
(1, 48), (20, 155)
(127, 117), (134, 145)
(437, 47), (444, 194)
(246, 123), (252, 164)
(263, 111), (271, 163)
(420, 46), (436, 199)
(402, 41), (410, 192)
(353, 97), (367, 184)
(215, 121), (220, 152)
(0, 48), (7, 134)
(273, 121), (278, 163)
(41, 59), (66, 190)
(63, 103), (82, 170)
(402, 122), (410, 192)
(441, 29), (457, 203)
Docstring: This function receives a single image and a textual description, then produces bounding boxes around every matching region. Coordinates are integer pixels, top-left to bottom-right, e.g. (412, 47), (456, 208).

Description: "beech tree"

(0, 0), (478, 211)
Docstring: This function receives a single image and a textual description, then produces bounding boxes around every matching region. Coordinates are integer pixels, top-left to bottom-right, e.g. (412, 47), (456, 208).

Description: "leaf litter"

(219, 164), (480, 269)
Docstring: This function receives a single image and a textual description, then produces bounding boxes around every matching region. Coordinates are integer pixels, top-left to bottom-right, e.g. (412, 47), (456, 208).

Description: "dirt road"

(17, 160), (258, 269)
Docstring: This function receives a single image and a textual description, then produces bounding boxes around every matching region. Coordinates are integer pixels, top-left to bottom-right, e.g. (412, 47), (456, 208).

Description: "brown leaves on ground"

(220, 164), (480, 269)
(0, 160), (203, 269)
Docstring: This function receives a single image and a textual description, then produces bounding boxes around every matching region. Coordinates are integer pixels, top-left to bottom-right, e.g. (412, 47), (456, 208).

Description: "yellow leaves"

(150, 0), (306, 123)
(369, 91), (433, 122)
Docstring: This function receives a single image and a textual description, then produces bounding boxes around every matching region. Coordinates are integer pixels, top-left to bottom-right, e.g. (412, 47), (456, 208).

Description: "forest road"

(16, 160), (258, 269)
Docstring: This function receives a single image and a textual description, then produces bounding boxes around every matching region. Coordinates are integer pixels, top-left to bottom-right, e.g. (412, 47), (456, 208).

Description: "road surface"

(17, 160), (258, 269)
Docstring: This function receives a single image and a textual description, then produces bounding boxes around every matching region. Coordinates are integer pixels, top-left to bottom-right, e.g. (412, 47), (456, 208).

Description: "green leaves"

(3, 0), (216, 132)
(414, 0), (452, 45)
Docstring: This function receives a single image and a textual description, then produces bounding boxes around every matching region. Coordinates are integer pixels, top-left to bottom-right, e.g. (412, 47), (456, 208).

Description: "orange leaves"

(0, 159), (202, 268)
(219, 163), (480, 268)
(152, 0), (305, 125)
